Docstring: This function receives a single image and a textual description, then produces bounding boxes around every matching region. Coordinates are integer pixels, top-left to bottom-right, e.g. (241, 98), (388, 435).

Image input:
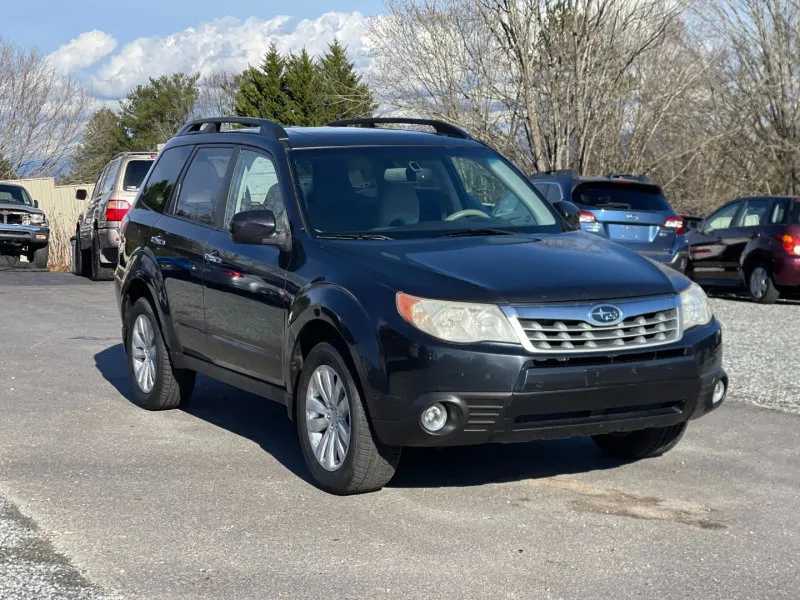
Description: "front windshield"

(0, 184), (32, 206)
(291, 146), (562, 238)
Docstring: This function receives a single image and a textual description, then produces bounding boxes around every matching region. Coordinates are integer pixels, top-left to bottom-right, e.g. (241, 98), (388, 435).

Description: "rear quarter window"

(137, 146), (193, 214)
(122, 160), (154, 192)
(573, 182), (672, 212)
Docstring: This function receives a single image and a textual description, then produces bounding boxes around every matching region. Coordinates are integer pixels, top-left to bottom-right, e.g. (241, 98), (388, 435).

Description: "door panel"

(203, 235), (288, 383)
(151, 216), (213, 357)
(689, 200), (743, 284)
(203, 148), (288, 384)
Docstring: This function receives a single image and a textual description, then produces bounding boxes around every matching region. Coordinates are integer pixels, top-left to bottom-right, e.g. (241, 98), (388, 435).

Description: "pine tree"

(283, 49), (324, 126)
(0, 154), (16, 180)
(234, 43), (294, 124)
(318, 39), (375, 122)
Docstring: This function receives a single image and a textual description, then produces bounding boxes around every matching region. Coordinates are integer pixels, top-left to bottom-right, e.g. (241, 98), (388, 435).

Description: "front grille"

(505, 295), (683, 354)
(518, 308), (679, 351)
(1, 211), (25, 225)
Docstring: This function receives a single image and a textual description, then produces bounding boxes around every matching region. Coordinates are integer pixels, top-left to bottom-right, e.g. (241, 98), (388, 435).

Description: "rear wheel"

(592, 422), (687, 459)
(125, 297), (195, 410)
(91, 233), (114, 281)
(297, 342), (401, 495)
(747, 264), (780, 304)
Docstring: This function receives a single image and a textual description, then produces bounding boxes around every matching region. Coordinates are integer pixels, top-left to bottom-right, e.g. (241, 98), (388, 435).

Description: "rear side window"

(739, 198), (771, 227)
(174, 147), (235, 226)
(122, 160), (154, 191)
(533, 182), (563, 203)
(573, 182), (671, 212)
(138, 146), (192, 213)
(791, 201), (800, 224)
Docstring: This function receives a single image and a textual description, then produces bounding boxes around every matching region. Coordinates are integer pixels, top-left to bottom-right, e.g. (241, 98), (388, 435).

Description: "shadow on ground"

(95, 344), (625, 490)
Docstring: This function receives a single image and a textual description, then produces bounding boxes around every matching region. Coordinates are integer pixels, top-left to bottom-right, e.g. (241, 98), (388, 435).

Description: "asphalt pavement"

(0, 272), (798, 600)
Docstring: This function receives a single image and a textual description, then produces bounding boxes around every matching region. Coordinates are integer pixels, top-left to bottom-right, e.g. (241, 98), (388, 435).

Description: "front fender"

(119, 246), (181, 352)
(284, 283), (382, 416)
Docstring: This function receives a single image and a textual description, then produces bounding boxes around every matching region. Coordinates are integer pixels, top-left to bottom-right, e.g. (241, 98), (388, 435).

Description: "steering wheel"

(445, 209), (491, 221)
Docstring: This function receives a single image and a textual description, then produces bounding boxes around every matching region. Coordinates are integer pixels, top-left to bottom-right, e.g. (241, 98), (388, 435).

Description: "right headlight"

(396, 292), (518, 344)
(680, 282), (713, 330)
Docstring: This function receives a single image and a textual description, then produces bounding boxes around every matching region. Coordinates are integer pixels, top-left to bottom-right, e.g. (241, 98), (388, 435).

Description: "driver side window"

(704, 201), (741, 232)
(224, 150), (284, 232)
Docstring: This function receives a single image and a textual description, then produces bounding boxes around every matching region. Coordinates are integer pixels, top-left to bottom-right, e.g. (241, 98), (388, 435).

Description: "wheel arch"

(284, 284), (380, 422)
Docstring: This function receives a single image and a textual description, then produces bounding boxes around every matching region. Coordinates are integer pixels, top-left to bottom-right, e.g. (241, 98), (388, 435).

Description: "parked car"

(0, 182), (49, 268)
(531, 171), (689, 272)
(74, 151), (156, 280)
(115, 116), (727, 495)
(686, 195), (800, 303)
(681, 214), (703, 232)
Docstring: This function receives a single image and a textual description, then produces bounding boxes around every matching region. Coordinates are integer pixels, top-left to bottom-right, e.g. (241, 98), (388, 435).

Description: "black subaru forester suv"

(115, 117), (727, 495)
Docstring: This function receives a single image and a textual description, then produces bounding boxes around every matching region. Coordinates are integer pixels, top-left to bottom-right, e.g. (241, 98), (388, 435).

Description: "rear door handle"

(204, 250), (222, 264)
(150, 235), (165, 247)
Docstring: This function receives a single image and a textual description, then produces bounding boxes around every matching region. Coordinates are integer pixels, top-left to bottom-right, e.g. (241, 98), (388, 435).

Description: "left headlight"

(29, 213), (46, 225)
(396, 292), (519, 344)
(680, 282), (713, 330)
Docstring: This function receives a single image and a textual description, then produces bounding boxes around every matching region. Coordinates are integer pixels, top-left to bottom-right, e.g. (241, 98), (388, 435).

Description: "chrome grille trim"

(502, 295), (683, 354)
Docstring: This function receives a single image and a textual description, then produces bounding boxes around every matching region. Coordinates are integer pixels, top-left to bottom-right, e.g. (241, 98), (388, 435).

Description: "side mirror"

(75, 189), (88, 201)
(33, 199), (39, 208)
(554, 200), (581, 230)
(230, 210), (277, 245)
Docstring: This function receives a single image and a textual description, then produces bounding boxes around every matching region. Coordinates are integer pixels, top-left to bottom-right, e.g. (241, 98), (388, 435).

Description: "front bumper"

(0, 224), (49, 246)
(369, 319), (725, 447)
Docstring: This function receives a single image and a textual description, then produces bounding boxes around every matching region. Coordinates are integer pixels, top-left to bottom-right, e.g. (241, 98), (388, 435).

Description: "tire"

(125, 297), (195, 410)
(31, 246), (49, 269)
(91, 233), (114, 281)
(296, 342), (401, 495)
(592, 422), (687, 460)
(747, 264), (780, 304)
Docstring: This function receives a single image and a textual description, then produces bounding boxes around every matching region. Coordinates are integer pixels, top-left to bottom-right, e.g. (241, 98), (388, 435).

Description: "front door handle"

(150, 235), (165, 247)
(204, 251), (222, 264)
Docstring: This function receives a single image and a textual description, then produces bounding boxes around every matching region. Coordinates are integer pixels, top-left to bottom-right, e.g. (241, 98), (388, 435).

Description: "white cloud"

(47, 30), (117, 74)
(82, 12), (372, 100)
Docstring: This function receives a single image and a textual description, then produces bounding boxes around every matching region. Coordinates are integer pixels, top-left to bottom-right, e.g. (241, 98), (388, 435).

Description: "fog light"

(712, 380), (726, 405)
(420, 403), (448, 433)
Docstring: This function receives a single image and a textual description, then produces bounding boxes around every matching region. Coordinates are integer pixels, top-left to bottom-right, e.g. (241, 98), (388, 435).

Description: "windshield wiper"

(317, 233), (394, 240)
(435, 228), (516, 238)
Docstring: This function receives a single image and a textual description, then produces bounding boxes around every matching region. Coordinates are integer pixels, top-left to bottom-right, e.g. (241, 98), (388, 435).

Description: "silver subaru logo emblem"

(589, 304), (623, 326)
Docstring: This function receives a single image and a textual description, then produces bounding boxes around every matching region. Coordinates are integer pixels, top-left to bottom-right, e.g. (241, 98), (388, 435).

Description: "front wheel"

(30, 245), (49, 269)
(592, 422), (687, 460)
(297, 342), (401, 495)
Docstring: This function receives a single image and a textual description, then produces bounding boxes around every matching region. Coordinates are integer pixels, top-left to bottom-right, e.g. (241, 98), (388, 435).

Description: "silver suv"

(74, 152), (156, 280)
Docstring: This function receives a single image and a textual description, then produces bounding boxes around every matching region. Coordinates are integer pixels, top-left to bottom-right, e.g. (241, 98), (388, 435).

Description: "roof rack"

(177, 117), (289, 141)
(604, 173), (651, 183)
(530, 169), (579, 179)
(326, 118), (473, 140)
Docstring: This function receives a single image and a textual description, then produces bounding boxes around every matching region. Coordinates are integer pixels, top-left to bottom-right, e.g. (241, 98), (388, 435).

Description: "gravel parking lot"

(0, 272), (798, 600)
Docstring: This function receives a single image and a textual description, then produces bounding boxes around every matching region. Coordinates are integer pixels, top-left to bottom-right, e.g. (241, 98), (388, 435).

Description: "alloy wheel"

(750, 266), (769, 299)
(305, 365), (351, 472)
(131, 314), (157, 393)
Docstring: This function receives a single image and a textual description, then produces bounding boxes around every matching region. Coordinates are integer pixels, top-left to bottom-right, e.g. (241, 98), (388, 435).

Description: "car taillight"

(663, 216), (685, 235)
(105, 200), (130, 222)
(579, 211), (597, 223)
(776, 233), (800, 256)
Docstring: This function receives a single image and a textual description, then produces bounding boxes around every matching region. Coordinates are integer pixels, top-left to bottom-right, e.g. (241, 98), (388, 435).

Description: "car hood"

(0, 202), (44, 215)
(321, 231), (685, 304)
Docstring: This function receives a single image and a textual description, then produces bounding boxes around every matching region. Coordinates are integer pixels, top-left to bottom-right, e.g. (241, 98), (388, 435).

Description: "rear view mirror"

(554, 200), (581, 230)
(230, 210), (277, 245)
(75, 189), (88, 201)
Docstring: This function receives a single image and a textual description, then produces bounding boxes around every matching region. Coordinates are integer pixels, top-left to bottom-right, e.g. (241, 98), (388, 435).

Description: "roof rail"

(530, 169), (579, 179)
(605, 173), (651, 183)
(177, 117), (289, 141)
(326, 118), (473, 140)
